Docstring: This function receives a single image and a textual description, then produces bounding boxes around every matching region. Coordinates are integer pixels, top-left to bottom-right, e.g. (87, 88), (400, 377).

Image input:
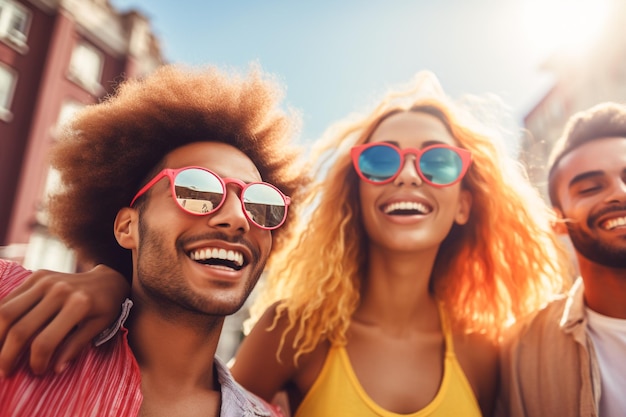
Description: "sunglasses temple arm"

(130, 170), (169, 207)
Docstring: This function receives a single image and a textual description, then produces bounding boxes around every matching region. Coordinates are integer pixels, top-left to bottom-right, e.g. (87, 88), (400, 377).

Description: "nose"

(206, 185), (251, 234)
(604, 176), (626, 204)
(392, 154), (423, 187)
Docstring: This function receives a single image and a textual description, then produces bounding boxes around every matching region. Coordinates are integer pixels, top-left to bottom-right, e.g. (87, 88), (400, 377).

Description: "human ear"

(454, 189), (472, 225)
(551, 207), (569, 235)
(114, 207), (139, 249)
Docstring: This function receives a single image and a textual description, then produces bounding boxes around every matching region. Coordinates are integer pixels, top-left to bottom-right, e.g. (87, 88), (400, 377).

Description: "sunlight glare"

(522, 0), (611, 59)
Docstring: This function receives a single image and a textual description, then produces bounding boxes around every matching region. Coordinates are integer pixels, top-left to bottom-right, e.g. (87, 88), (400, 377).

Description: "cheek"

(358, 179), (384, 212)
(358, 184), (378, 231)
(428, 187), (470, 231)
(256, 230), (273, 258)
(560, 199), (589, 222)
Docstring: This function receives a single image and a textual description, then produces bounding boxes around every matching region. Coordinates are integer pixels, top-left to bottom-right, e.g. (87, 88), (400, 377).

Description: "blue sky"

(109, 0), (605, 148)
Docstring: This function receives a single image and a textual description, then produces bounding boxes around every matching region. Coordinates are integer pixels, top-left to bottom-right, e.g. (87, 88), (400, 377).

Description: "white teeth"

(189, 248), (244, 266)
(603, 216), (626, 230)
(384, 201), (430, 214)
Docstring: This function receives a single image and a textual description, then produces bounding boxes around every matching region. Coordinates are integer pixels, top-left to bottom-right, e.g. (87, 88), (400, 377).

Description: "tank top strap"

(437, 301), (455, 355)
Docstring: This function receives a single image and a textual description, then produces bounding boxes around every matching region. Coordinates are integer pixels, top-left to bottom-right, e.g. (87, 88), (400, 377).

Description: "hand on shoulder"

(0, 264), (129, 376)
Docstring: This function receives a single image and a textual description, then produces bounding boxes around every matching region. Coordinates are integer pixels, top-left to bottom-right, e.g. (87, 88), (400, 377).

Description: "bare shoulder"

(231, 303), (294, 401)
(231, 303), (328, 407)
(231, 302), (330, 412)
(454, 330), (499, 366)
(453, 331), (499, 416)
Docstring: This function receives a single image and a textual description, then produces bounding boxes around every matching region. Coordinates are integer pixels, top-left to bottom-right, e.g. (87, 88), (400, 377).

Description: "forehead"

(368, 111), (456, 146)
(556, 137), (626, 184)
(163, 142), (261, 182)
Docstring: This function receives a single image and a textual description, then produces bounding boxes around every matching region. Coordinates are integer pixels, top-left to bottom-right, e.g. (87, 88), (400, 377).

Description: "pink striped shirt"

(0, 260), (282, 417)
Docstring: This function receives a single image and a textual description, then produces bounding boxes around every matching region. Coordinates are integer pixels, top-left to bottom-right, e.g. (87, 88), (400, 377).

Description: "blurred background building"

(0, 0), (163, 270)
(519, 0), (626, 200)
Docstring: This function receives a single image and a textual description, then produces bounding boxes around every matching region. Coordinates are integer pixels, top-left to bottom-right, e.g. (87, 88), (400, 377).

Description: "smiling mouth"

(382, 201), (432, 215)
(188, 248), (245, 271)
(601, 216), (626, 231)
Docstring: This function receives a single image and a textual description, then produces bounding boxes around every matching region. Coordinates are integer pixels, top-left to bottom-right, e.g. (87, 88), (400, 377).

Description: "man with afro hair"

(0, 63), (305, 416)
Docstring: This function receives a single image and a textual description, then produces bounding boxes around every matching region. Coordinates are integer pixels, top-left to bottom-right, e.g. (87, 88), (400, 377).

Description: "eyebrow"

(384, 139), (448, 148)
(568, 170), (605, 188)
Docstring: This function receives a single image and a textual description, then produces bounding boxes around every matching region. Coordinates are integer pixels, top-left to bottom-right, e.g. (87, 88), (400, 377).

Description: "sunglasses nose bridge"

(206, 184), (252, 233)
(404, 147), (423, 161)
(221, 180), (249, 213)
(394, 150), (423, 186)
(222, 177), (246, 192)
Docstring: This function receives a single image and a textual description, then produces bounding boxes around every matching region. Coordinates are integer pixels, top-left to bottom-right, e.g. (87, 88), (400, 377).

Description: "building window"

(68, 42), (104, 94)
(35, 166), (60, 224)
(0, 63), (16, 122)
(0, 0), (31, 52)
(22, 229), (77, 273)
(57, 100), (84, 130)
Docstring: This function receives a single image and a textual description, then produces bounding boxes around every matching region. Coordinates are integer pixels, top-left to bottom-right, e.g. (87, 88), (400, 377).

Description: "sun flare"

(522, 0), (612, 59)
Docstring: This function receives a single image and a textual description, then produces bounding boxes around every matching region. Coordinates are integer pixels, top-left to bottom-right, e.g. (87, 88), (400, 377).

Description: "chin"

(204, 291), (250, 315)
(206, 301), (247, 316)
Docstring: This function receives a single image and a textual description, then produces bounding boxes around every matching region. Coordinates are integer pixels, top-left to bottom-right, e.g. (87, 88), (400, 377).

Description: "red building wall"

(0, 0), (163, 263)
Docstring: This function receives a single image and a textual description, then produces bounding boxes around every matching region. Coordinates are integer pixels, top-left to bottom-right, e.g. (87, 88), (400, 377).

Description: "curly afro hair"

(48, 64), (305, 279)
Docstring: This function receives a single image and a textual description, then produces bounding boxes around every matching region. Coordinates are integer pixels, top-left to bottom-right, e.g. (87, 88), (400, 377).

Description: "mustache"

(176, 231), (260, 261)
(587, 203), (626, 228)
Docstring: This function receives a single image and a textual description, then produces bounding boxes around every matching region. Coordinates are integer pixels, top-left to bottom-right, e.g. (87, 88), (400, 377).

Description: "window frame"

(0, 62), (17, 122)
(68, 41), (104, 95)
(0, 0), (31, 53)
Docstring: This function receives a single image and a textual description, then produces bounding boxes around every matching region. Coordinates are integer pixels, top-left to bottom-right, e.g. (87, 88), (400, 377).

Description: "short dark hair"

(547, 102), (626, 206)
(48, 64), (305, 278)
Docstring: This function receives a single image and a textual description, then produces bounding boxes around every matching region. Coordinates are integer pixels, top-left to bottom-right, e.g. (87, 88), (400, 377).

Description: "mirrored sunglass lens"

(358, 145), (401, 182)
(174, 169), (224, 214)
(242, 183), (286, 228)
(420, 148), (463, 185)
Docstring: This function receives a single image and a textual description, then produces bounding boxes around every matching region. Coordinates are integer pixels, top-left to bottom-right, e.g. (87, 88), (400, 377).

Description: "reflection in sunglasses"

(131, 166), (291, 230)
(350, 143), (472, 187)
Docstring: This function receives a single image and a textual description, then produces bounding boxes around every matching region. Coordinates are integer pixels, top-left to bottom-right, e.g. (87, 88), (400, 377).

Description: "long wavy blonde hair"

(250, 72), (572, 363)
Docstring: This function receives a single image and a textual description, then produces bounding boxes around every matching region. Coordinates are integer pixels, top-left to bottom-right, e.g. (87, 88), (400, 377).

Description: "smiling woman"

(231, 71), (571, 417)
(521, 0), (612, 59)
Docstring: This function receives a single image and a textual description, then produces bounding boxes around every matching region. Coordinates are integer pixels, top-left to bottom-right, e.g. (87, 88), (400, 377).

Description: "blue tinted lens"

(420, 148), (463, 185)
(358, 145), (401, 182)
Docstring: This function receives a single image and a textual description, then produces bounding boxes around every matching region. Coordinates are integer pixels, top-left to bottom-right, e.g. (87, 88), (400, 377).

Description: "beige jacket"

(497, 278), (601, 417)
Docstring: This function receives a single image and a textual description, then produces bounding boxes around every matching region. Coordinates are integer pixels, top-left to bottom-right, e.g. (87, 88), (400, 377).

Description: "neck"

(126, 294), (224, 391)
(578, 255), (626, 319)
(356, 244), (440, 332)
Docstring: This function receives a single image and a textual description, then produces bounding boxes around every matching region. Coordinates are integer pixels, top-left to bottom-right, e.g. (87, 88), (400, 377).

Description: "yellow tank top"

(294, 308), (483, 417)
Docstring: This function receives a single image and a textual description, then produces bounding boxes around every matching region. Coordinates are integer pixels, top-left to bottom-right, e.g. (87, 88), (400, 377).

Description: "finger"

(0, 269), (53, 307)
(52, 317), (115, 374)
(29, 291), (92, 374)
(0, 304), (55, 375)
(0, 284), (46, 344)
(0, 282), (84, 375)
